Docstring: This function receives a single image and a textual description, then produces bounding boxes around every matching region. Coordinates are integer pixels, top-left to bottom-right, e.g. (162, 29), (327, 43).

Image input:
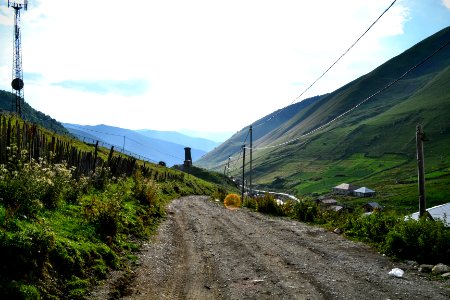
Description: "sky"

(0, 0), (449, 141)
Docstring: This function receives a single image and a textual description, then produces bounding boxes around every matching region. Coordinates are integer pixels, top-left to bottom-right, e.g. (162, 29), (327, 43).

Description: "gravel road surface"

(95, 195), (450, 299)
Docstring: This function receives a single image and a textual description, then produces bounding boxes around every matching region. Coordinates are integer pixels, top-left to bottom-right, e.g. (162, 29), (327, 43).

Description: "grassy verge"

(0, 148), (218, 299)
(240, 193), (450, 266)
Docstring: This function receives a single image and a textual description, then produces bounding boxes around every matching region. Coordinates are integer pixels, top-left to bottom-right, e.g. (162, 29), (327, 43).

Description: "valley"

(196, 26), (450, 213)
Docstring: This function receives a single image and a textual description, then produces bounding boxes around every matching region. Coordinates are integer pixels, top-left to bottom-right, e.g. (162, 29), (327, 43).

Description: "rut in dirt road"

(121, 196), (450, 300)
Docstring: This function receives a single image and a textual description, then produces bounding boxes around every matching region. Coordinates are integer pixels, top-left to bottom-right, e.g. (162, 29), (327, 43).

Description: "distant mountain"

(0, 90), (68, 134)
(135, 129), (220, 152)
(63, 123), (208, 167)
(177, 130), (234, 143)
(196, 26), (450, 210)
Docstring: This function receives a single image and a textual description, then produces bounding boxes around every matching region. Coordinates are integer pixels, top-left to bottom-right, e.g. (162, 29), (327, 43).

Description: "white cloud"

(1, 0), (413, 132)
(443, 0), (450, 10)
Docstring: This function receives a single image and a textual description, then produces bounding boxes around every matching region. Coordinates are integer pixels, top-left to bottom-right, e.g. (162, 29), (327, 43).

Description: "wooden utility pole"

(241, 145), (246, 204)
(416, 124), (426, 218)
(249, 126), (253, 197)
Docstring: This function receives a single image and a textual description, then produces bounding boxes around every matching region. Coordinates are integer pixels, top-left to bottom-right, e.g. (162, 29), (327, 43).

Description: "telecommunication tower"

(8, 0), (28, 117)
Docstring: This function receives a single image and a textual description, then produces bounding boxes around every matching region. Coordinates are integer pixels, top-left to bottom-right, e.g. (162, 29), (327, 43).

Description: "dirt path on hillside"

(92, 196), (450, 300)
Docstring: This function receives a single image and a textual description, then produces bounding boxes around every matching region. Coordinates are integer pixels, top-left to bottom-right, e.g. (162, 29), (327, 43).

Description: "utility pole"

(249, 125), (253, 198)
(241, 145), (245, 204)
(416, 124), (426, 218)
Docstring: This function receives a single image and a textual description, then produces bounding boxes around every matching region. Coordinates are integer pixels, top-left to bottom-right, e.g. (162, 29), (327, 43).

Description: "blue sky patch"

(52, 79), (149, 96)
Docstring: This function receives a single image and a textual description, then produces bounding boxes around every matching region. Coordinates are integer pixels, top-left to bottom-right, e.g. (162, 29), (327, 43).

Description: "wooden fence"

(0, 114), (188, 182)
(0, 114), (136, 177)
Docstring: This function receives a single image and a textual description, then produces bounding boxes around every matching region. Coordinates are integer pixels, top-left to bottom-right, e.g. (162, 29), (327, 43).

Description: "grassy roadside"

(0, 145), (220, 299)
(239, 193), (450, 267)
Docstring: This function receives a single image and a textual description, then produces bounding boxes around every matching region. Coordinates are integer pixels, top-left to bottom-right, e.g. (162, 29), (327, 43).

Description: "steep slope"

(196, 26), (450, 210)
(64, 124), (207, 167)
(0, 90), (68, 134)
(196, 94), (326, 169)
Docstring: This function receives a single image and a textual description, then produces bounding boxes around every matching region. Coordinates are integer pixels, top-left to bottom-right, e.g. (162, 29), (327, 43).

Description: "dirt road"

(99, 196), (450, 299)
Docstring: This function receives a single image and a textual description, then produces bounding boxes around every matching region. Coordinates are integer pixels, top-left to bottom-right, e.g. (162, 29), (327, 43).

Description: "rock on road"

(120, 196), (449, 300)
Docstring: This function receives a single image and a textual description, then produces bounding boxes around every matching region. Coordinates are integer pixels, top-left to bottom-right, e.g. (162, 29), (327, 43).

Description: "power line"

(247, 38), (450, 151)
(252, 0), (398, 129)
(70, 132), (159, 163)
(206, 0), (399, 173)
(65, 124), (126, 137)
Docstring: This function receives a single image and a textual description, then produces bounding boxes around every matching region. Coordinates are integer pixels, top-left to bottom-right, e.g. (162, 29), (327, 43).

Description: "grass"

(0, 170), (220, 299)
(0, 123), (225, 299)
(242, 193), (450, 266)
(198, 28), (450, 215)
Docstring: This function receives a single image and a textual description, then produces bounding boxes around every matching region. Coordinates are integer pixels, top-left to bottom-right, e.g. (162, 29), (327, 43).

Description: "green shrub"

(291, 200), (318, 222)
(0, 226), (55, 282)
(90, 167), (112, 191)
(133, 171), (159, 207)
(83, 194), (123, 240)
(0, 148), (75, 223)
(243, 197), (258, 210)
(255, 194), (285, 216)
(382, 218), (450, 264)
(66, 276), (89, 300)
(2, 281), (41, 300)
(213, 186), (228, 202)
(344, 212), (398, 243)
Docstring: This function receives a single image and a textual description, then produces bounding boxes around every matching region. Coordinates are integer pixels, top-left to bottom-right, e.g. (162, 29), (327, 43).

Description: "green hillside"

(0, 90), (68, 134)
(0, 115), (226, 298)
(197, 26), (450, 213)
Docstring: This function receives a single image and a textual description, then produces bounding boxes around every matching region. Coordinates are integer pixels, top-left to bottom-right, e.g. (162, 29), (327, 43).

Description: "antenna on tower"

(8, 0), (28, 117)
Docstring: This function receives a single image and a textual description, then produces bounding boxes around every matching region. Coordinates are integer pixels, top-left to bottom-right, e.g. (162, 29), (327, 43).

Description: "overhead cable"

(252, 0), (398, 129)
(247, 38), (450, 150)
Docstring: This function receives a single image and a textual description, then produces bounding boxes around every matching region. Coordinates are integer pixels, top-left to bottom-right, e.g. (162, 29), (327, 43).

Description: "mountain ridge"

(0, 90), (68, 134)
(63, 123), (211, 167)
(196, 26), (450, 210)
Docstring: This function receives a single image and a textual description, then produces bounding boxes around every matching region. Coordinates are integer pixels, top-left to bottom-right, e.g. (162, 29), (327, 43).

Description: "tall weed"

(0, 147), (73, 223)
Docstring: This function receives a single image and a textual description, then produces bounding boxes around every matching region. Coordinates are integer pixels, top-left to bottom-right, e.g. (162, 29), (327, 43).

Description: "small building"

(328, 205), (344, 212)
(408, 202), (450, 225)
(316, 198), (338, 206)
(353, 187), (376, 197)
(363, 202), (383, 213)
(332, 183), (359, 195)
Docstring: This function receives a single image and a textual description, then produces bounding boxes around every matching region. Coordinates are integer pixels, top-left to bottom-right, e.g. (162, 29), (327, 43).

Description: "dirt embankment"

(92, 196), (450, 300)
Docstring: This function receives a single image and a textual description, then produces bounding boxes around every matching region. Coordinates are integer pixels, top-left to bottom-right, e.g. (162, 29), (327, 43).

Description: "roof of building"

(320, 198), (338, 205)
(364, 202), (383, 209)
(333, 183), (358, 190)
(328, 205), (344, 212)
(354, 187), (375, 194)
(408, 202), (450, 225)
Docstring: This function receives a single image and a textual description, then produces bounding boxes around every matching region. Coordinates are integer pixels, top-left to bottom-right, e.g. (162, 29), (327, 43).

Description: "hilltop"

(0, 90), (68, 134)
(196, 26), (450, 212)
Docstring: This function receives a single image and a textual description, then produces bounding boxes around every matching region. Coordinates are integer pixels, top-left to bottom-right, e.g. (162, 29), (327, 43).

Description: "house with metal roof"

(408, 202), (450, 225)
(363, 202), (383, 213)
(353, 187), (376, 197)
(332, 183), (359, 195)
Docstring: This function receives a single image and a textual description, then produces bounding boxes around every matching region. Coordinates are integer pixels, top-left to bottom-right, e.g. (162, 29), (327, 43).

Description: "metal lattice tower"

(8, 0), (28, 117)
